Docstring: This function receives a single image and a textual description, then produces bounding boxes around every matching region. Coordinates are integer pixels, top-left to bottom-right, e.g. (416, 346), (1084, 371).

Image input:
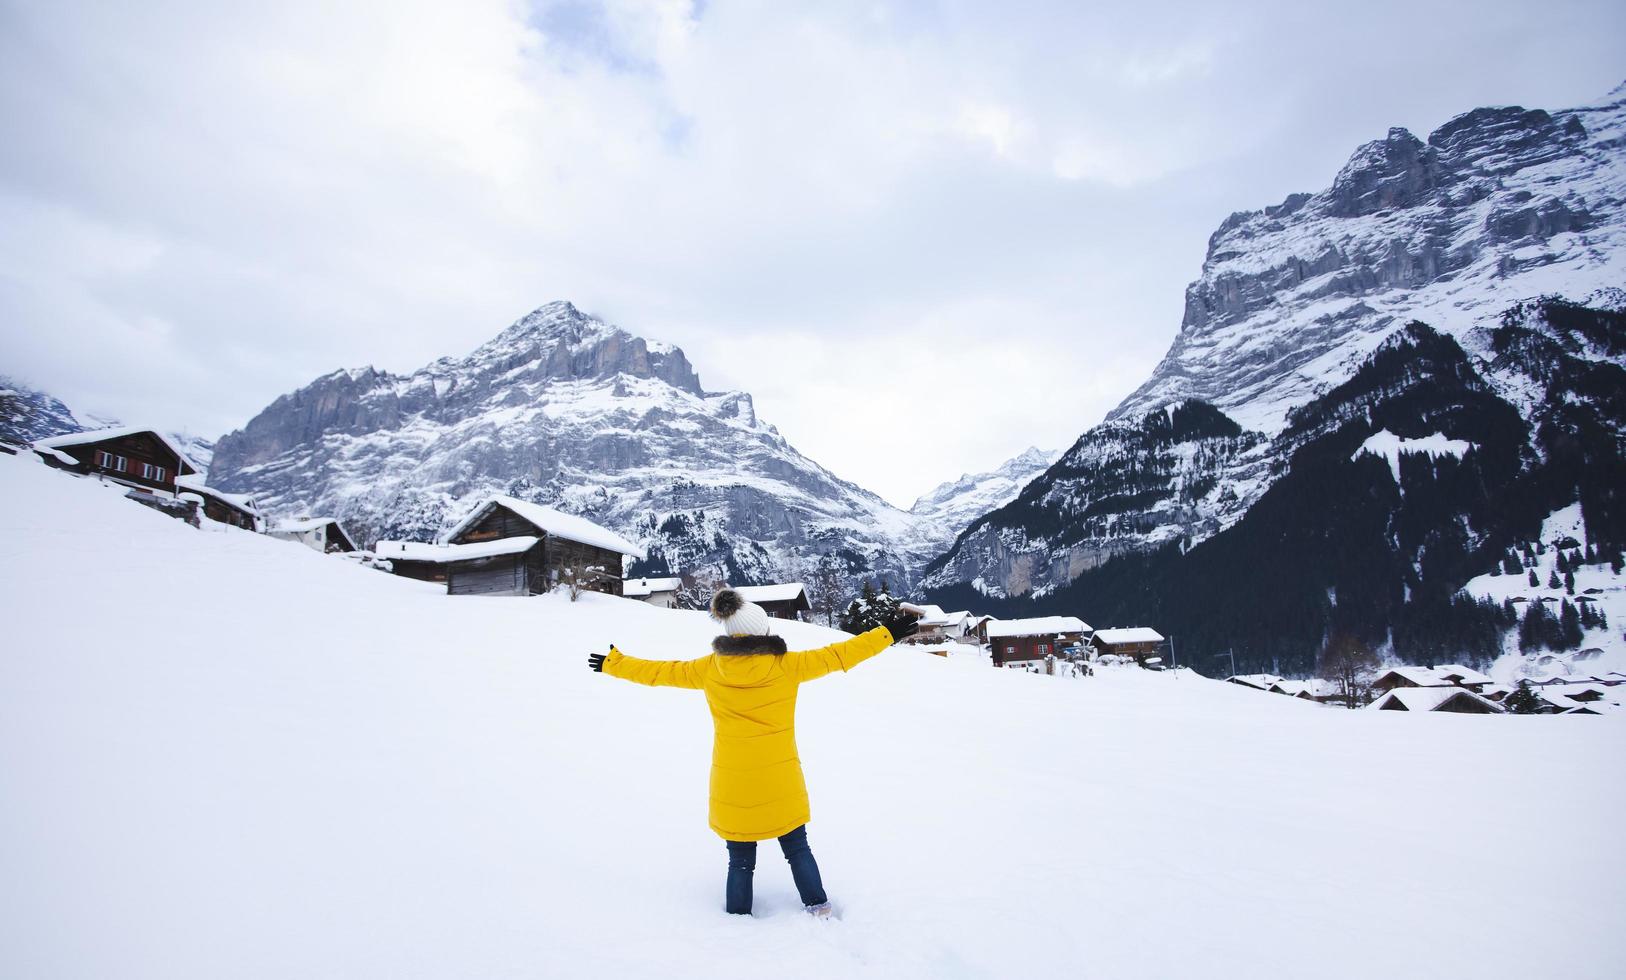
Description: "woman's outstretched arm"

(592, 645), (710, 689)
(784, 627), (896, 683)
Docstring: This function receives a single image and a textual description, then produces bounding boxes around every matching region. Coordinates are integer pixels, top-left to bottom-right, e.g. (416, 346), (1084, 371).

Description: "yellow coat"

(604, 626), (894, 842)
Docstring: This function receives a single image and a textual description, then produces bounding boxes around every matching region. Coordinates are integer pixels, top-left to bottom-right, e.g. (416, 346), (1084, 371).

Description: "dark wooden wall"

(448, 554), (529, 596)
(393, 560), (449, 583)
(55, 432), (188, 494)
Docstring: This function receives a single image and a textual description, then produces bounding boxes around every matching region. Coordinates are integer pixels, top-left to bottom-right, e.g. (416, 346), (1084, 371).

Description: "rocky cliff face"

(1116, 86), (1626, 434)
(925, 83), (1626, 600)
(0, 375), (81, 446)
(209, 302), (948, 586)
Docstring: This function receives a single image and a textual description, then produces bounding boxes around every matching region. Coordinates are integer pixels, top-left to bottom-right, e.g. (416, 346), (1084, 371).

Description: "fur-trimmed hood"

(712, 634), (788, 656)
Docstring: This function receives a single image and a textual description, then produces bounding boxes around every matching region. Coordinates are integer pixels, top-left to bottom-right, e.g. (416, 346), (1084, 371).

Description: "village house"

(731, 583), (810, 620)
(175, 475), (264, 531)
(269, 517), (358, 554)
(986, 616), (1090, 668)
(1089, 627), (1166, 665)
(33, 427), (200, 497)
(1370, 687), (1504, 714)
(434, 496), (644, 597)
(966, 615), (998, 644)
(908, 605), (974, 642)
(623, 576), (682, 609)
(1369, 664), (1493, 697)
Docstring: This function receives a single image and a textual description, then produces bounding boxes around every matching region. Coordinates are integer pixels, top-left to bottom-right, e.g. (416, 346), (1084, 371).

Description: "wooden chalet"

(175, 475), (263, 531)
(1089, 627), (1166, 665)
(396, 496), (646, 597)
(732, 583), (811, 620)
(269, 517), (358, 554)
(1225, 674), (1284, 691)
(1370, 687), (1503, 714)
(966, 615), (998, 644)
(623, 576), (682, 609)
(986, 616), (1090, 668)
(33, 427), (200, 497)
(1371, 665), (1492, 696)
(374, 540), (451, 584)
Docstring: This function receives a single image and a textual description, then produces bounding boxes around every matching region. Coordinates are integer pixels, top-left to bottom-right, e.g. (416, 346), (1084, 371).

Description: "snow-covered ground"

(2, 454), (1623, 980)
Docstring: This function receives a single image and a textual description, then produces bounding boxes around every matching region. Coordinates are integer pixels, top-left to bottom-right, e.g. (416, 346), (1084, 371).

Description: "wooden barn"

(1089, 627), (1166, 665)
(175, 475), (263, 531)
(430, 496), (645, 597)
(33, 427), (200, 496)
(374, 540), (453, 584)
(270, 517), (358, 554)
(732, 583), (811, 620)
(986, 616), (1090, 668)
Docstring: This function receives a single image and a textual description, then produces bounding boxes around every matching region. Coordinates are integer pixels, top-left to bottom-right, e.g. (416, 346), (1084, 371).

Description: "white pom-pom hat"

(710, 588), (771, 636)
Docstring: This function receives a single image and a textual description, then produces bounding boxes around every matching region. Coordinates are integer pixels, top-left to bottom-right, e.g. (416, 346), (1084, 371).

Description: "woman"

(587, 588), (917, 916)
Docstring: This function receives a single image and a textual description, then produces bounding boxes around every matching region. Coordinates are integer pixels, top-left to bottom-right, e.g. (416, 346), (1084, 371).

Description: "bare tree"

(806, 554), (846, 627)
(557, 564), (609, 602)
(675, 569), (724, 611)
(1317, 632), (1381, 709)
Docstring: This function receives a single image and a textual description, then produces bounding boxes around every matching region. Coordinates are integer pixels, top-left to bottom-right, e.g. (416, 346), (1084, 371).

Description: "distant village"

(9, 423), (1621, 717)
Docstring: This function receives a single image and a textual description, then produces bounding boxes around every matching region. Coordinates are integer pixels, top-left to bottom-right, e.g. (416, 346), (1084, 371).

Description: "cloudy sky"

(2, 1), (1622, 507)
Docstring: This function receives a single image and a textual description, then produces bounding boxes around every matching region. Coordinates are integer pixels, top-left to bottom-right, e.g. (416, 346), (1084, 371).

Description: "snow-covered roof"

(623, 576), (682, 597)
(1371, 688), (1503, 713)
(1225, 674), (1283, 690)
(732, 583), (807, 604)
(441, 496), (645, 558)
(1374, 666), (1452, 688)
(1091, 627), (1165, 645)
(986, 616), (1089, 639)
(174, 474), (262, 514)
(34, 426), (201, 475)
(1268, 679), (1337, 698)
(272, 517), (346, 534)
(1433, 664), (1492, 686)
(375, 537), (540, 563)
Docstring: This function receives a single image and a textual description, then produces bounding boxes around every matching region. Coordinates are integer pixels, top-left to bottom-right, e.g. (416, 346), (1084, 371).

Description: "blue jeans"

(725, 825), (827, 914)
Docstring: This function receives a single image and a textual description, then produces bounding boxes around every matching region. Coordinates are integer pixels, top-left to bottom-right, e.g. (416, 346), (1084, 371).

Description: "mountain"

(907, 446), (1056, 529)
(209, 301), (944, 586)
(0, 375), (82, 446)
(931, 298), (1626, 676)
(925, 83), (1626, 603)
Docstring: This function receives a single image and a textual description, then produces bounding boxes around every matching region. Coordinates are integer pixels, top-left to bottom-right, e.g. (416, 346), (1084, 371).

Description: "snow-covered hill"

(208, 301), (941, 587)
(3, 450), (1623, 980)
(929, 82), (1626, 603)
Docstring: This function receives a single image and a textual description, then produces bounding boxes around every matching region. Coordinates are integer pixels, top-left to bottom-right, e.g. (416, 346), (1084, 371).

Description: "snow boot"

(805, 902), (835, 919)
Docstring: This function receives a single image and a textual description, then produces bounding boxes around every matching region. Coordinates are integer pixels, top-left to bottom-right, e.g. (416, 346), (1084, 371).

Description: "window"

(96, 451), (128, 472)
(141, 463), (166, 481)
(1005, 646), (1016, 655)
(1037, 643), (1050, 655)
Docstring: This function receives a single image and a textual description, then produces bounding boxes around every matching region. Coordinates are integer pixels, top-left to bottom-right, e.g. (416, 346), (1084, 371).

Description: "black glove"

(889, 616), (920, 640)
(588, 652), (607, 672)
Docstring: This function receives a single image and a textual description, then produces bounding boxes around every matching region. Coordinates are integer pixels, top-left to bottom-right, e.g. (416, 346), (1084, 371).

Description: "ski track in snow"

(1, 454), (1623, 980)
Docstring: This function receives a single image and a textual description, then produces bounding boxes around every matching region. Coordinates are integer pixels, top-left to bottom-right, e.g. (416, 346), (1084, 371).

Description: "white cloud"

(1, 0), (1623, 507)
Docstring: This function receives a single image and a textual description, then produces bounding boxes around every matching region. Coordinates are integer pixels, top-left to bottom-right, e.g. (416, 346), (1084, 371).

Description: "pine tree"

(1564, 569), (1575, 594)
(1504, 682), (1544, 715)
(1555, 551), (1569, 574)
(1558, 600), (1583, 650)
(1612, 549), (1624, 575)
(1501, 550), (1522, 575)
(1585, 542), (1598, 564)
(1547, 569), (1561, 589)
(1528, 569), (1539, 587)
(1518, 603), (1549, 652)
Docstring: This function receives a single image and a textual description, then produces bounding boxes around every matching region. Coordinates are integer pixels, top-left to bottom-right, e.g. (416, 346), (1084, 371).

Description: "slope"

(2, 453), (1622, 979)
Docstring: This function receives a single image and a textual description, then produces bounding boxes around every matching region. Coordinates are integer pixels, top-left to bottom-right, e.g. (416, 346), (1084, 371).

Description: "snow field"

(1, 454), (1623, 980)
